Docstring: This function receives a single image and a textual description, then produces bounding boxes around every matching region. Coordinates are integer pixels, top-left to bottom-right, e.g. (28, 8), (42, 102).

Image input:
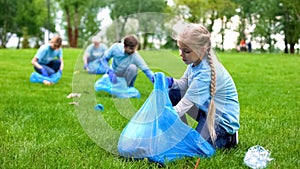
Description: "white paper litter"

(66, 93), (81, 98)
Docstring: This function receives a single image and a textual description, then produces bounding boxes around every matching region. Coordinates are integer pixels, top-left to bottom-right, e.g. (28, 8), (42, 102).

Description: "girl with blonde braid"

(167, 23), (240, 148)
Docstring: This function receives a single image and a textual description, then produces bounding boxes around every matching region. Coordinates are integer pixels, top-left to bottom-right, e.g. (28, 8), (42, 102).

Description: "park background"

(1, 0), (299, 168)
(1, 0), (300, 53)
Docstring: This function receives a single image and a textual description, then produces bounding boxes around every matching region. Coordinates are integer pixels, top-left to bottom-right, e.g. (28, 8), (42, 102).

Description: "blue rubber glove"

(41, 67), (49, 77)
(167, 77), (173, 88)
(84, 64), (88, 70)
(58, 70), (62, 75)
(107, 69), (117, 84)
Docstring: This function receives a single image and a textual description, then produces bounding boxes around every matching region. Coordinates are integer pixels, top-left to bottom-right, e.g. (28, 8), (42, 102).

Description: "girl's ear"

(197, 48), (207, 60)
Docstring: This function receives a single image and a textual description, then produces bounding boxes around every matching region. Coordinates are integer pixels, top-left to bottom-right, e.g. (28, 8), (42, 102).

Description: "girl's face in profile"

(177, 41), (202, 66)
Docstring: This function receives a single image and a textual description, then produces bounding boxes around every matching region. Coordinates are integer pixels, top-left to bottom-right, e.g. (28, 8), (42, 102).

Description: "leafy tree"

(0, 0), (54, 48)
(234, 0), (299, 54)
(21, 27), (30, 48)
(173, 0), (209, 23)
(56, 0), (105, 48)
(15, 0), (53, 48)
(278, 0), (300, 53)
(212, 0), (237, 51)
(0, 0), (18, 48)
(251, 0), (281, 53)
(105, 0), (167, 44)
(132, 13), (174, 49)
(174, 0), (237, 51)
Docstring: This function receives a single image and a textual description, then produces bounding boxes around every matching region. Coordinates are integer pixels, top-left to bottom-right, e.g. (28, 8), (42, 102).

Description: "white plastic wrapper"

(244, 145), (274, 169)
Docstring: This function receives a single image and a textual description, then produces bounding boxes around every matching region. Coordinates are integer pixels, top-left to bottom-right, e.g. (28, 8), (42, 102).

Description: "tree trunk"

(260, 36), (264, 53)
(221, 16), (226, 52)
(17, 37), (21, 49)
(65, 6), (73, 47)
(0, 21), (7, 48)
(143, 33), (148, 50)
(73, 3), (79, 48)
(114, 17), (120, 42)
(290, 43), (295, 54)
(284, 38), (288, 54)
(119, 16), (128, 40)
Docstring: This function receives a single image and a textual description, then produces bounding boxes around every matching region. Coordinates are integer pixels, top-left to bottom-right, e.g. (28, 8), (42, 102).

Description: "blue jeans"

(34, 60), (61, 76)
(195, 109), (237, 149)
(115, 64), (137, 87)
(169, 89), (237, 149)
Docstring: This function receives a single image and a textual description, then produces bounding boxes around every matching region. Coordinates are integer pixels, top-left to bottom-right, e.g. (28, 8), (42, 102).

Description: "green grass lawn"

(0, 48), (299, 168)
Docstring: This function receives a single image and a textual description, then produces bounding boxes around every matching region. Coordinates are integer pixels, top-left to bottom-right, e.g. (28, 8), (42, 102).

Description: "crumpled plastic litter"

(244, 145), (274, 169)
(66, 93), (81, 98)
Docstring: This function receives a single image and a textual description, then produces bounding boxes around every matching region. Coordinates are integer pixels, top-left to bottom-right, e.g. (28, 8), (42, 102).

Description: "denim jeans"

(115, 64), (137, 87)
(169, 89), (237, 149)
(34, 60), (61, 76)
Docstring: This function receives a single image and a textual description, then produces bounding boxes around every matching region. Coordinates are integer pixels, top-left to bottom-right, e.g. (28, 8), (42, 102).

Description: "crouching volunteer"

(31, 35), (64, 85)
(167, 23), (240, 149)
(83, 36), (108, 74)
(101, 35), (154, 87)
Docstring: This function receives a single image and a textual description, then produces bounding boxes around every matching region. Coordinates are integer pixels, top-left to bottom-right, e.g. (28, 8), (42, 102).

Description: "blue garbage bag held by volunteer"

(86, 59), (108, 74)
(94, 74), (140, 98)
(118, 72), (215, 165)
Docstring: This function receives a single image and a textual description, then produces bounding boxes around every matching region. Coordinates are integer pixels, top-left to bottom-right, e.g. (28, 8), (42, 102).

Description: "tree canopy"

(1, 0), (299, 53)
(0, 0), (52, 48)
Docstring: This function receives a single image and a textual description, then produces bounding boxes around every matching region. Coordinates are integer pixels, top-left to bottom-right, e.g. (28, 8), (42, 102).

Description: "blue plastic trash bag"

(94, 74), (140, 98)
(87, 59), (107, 74)
(30, 71), (62, 84)
(117, 72), (215, 165)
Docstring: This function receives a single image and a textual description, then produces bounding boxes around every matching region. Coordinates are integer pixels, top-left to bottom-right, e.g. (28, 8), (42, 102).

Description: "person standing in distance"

(31, 35), (64, 85)
(167, 23), (240, 149)
(101, 35), (154, 87)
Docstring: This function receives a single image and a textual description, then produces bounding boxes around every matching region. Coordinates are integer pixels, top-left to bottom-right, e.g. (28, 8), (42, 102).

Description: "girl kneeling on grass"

(168, 22), (240, 149)
(31, 36), (64, 85)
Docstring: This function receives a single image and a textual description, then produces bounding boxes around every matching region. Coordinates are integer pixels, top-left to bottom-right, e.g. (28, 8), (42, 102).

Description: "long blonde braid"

(206, 48), (217, 142)
(198, 25), (217, 143)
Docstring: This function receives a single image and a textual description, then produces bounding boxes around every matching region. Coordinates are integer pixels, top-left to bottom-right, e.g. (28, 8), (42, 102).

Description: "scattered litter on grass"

(68, 101), (79, 106)
(66, 93), (81, 98)
(94, 104), (104, 111)
(244, 145), (273, 169)
(73, 70), (80, 75)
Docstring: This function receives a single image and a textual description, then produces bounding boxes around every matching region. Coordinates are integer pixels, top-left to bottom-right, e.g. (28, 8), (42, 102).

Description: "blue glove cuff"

(167, 77), (173, 88)
(143, 69), (154, 82)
